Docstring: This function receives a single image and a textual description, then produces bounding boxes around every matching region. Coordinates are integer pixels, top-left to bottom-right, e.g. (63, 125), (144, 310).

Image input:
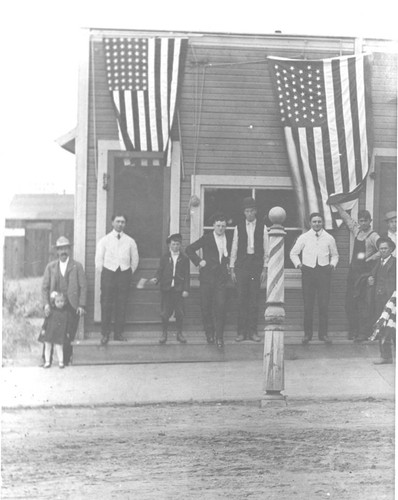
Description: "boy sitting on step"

(150, 233), (190, 344)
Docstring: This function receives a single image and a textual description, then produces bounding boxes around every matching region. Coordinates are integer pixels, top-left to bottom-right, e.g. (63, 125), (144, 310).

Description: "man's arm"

(290, 234), (305, 268)
(130, 240), (139, 273)
(333, 204), (357, 234)
(186, 236), (205, 267)
(329, 236), (339, 268)
(41, 264), (52, 317)
(229, 227), (239, 284)
(95, 238), (105, 271)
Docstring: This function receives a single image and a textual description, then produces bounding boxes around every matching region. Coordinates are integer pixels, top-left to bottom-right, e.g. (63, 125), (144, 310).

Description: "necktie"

(117, 234), (121, 240)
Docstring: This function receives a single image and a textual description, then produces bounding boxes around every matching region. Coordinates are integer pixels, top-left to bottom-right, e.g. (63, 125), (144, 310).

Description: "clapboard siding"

(81, 32), (397, 334)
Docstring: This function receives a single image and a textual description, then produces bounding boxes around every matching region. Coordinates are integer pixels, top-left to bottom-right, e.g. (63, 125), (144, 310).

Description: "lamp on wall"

(102, 173), (110, 191)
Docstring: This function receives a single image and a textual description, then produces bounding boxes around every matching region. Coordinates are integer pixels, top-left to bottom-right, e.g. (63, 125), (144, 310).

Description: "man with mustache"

(42, 236), (87, 365)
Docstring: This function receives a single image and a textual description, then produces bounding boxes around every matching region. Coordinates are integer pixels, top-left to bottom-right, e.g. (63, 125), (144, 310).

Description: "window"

(197, 181), (301, 269)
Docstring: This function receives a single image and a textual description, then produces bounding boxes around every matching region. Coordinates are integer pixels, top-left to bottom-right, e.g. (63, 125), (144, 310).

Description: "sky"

(1, 0), (397, 214)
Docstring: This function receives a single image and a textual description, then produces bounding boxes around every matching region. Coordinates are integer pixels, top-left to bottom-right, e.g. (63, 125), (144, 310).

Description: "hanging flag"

(268, 54), (372, 229)
(104, 37), (187, 154)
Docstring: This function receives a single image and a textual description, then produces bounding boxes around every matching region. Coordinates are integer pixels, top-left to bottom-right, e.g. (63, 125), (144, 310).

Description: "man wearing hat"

(42, 236), (87, 365)
(186, 213), (230, 349)
(149, 233), (190, 344)
(95, 213), (139, 344)
(230, 197), (269, 342)
(384, 211), (396, 257)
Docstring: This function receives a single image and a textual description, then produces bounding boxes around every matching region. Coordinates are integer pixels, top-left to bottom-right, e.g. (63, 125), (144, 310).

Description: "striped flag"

(268, 54), (372, 229)
(104, 37), (187, 154)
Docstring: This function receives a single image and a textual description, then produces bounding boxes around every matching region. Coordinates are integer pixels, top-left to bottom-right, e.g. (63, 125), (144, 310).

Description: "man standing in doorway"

(186, 213), (229, 349)
(42, 236), (87, 365)
(230, 197), (269, 342)
(290, 213), (339, 345)
(95, 214), (139, 344)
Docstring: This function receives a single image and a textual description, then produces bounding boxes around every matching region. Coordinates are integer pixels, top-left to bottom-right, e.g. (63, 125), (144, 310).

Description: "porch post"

(262, 207), (287, 405)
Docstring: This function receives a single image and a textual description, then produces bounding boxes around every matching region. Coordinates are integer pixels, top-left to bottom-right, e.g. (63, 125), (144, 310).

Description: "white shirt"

(59, 257), (69, 277)
(213, 232), (228, 263)
(170, 251), (179, 287)
(290, 228), (339, 269)
(381, 255), (392, 266)
(95, 230), (139, 272)
(229, 220), (269, 268)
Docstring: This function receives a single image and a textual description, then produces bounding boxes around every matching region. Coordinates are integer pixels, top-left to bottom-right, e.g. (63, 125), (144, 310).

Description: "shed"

(4, 194), (74, 278)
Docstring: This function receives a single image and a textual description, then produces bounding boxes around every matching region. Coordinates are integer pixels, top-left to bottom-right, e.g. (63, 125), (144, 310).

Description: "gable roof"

(6, 194), (74, 220)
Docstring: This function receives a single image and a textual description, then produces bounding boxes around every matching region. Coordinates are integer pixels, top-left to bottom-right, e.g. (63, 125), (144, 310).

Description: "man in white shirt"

(95, 214), (139, 344)
(384, 211), (396, 257)
(186, 213), (230, 349)
(230, 197), (269, 342)
(290, 212), (339, 344)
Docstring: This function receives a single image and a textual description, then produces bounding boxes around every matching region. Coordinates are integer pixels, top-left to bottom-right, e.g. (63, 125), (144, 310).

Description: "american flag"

(104, 37), (187, 153)
(268, 54), (371, 228)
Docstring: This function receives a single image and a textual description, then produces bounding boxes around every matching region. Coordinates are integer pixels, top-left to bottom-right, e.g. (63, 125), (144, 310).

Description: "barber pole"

(262, 207), (287, 403)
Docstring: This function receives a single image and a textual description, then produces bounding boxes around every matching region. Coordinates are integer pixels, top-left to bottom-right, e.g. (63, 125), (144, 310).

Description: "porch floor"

(72, 330), (378, 365)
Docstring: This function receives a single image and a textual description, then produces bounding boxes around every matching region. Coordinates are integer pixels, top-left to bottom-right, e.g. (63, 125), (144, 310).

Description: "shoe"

(302, 336), (310, 345)
(216, 339), (224, 349)
(100, 334), (109, 345)
(176, 332), (187, 344)
(43, 363), (51, 369)
(114, 335), (127, 342)
(159, 332), (168, 344)
(322, 336), (332, 344)
(59, 363), (65, 369)
(373, 359), (393, 365)
(248, 333), (261, 342)
(235, 334), (246, 342)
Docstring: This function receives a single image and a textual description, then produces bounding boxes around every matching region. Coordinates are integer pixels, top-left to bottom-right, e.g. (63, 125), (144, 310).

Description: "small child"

(150, 233), (190, 344)
(40, 292), (71, 369)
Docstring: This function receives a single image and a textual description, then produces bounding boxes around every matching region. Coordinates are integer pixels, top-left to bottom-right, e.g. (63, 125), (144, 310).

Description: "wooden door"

(107, 155), (170, 323)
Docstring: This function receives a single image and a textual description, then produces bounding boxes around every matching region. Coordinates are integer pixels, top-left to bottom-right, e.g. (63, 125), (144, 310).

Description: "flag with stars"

(268, 54), (372, 229)
(104, 37), (187, 154)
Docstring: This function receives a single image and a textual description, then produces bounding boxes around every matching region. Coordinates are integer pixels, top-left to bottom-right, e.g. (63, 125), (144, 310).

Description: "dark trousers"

(235, 256), (263, 337)
(161, 289), (184, 332)
(200, 277), (227, 340)
(301, 265), (332, 339)
(379, 327), (396, 361)
(345, 264), (373, 339)
(100, 267), (132, 336)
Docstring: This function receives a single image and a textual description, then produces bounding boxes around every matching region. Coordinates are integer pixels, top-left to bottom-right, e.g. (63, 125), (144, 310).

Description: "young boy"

(150, 233), (190, 344)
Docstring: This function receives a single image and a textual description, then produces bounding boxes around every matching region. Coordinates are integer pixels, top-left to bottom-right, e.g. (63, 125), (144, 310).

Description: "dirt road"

(1, 399), (394, 499)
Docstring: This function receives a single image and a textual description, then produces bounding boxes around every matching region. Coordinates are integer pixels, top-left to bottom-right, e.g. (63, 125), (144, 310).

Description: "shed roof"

(6, 194), (74, 220)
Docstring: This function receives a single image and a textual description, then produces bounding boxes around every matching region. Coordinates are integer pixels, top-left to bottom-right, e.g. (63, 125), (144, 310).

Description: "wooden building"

(4, 194), (74, 279)
(61, 30), (397, 342)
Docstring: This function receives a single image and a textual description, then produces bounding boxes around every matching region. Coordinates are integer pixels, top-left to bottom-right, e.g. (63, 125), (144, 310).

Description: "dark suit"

(186, 233), (229, 341)
(155, 252), (190, 332)
(369, 256), (396, 320)
(42, 259), (87, 364)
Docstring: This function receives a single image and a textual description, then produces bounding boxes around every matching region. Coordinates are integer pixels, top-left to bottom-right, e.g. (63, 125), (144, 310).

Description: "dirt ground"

(1, 399), (394, 500)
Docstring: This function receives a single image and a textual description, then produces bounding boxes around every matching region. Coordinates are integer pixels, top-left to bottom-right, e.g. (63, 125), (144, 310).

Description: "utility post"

(262, 207), (287, 405)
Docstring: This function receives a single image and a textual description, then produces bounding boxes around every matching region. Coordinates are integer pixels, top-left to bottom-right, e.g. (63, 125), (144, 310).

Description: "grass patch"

(2, 277), (43, 361)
